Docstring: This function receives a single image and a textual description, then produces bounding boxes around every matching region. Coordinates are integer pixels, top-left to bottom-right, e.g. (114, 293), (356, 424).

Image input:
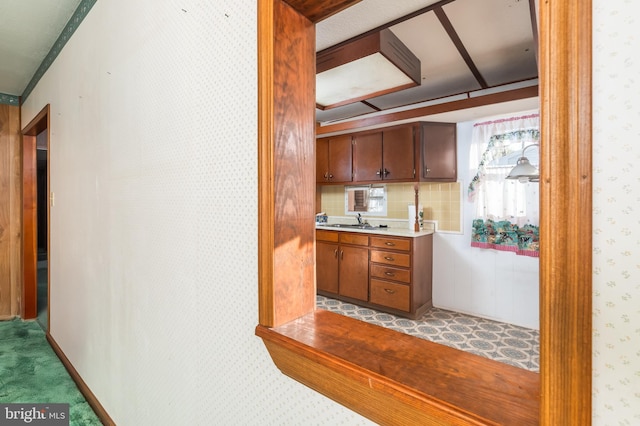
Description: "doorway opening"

(22, 104), (50, 331)
(36, 132), (48, 329)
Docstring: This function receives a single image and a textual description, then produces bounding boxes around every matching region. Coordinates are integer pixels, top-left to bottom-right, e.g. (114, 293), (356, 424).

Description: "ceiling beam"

(433, 6), (488, 89)
(316, 84), (538, 135)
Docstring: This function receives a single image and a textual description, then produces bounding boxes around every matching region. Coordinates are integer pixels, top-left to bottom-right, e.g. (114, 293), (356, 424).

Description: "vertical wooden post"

(0, 104), (22, 319)
(257, 0), (317, 327)
(539, 1), (592, 424)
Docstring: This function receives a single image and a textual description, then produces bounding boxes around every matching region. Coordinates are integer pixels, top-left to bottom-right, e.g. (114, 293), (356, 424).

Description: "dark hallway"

(36, 133), (47, 329)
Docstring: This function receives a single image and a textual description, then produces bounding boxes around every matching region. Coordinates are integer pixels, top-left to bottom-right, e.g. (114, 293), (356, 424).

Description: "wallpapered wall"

(591, 1), (640, 422)
(15, 0), (640, 423)
(20, 0), (373, 424)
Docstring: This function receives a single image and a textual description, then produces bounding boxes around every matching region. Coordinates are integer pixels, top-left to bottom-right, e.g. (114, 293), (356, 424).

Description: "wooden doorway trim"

(21, 104), (50, 321)
(256, 0), (591, 424)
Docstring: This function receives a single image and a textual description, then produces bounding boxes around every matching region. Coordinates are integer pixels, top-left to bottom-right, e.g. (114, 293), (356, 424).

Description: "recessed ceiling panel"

(443, 0), (537, 86)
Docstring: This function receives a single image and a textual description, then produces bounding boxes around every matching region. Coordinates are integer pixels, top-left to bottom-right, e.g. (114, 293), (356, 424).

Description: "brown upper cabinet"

(419, 122), (457, 182)
(353, 125), (415, 183)
(316, 134), (353, 184)
(316, 121), (457, 185)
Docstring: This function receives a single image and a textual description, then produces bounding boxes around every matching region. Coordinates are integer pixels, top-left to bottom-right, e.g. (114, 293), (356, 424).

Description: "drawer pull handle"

(384, 256), (394, 261)
(384, 288), (396, 294)
(384, 272), (395, 277)
(384, 242), (395, 246)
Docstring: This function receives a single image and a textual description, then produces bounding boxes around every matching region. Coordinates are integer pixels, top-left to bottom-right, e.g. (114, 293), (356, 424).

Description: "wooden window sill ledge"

(256, 309), (539, 425)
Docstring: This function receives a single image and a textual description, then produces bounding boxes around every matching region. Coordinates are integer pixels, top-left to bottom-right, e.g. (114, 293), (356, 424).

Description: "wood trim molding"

(257, 0), (276, 327)
(22, 104), (49, 136)
(258, 0), (317, 327)
(46, 333), (115, 425)
(21, 133), (37, 319)
(539, 0), (592, 423)
(258, 310), (539, 425)
(257, 0), (592, 424)
(284, 0), (362, 23)
(21, 104), (50, 320)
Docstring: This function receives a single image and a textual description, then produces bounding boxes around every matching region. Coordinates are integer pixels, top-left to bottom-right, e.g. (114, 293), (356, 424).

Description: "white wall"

(18, 0), (640, 424)
(20, 1), (373, 424)
(432, 118), (540, 329)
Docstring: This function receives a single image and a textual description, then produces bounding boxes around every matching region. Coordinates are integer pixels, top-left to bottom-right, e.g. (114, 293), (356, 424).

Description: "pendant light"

(506, 144), (540, 183)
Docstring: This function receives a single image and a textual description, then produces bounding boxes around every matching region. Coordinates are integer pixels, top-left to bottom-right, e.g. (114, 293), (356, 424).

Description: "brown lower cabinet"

(316, 230), (369, 301)
(316, 230), (433, 319)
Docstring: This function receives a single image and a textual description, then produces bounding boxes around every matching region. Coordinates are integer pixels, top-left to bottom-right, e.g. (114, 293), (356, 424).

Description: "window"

(344, 184), (387, 216)
(468, 113), (540, 256)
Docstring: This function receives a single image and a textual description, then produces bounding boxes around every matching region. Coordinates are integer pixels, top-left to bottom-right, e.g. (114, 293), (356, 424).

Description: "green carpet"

(37, 265), (48, 329)
(0, 319), (102, 425)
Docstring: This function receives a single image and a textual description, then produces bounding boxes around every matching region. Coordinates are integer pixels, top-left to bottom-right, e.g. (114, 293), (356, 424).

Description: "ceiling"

(0, 0), (539, 125)
(316, 0), (540, 127)
(0, 0), (82, 96)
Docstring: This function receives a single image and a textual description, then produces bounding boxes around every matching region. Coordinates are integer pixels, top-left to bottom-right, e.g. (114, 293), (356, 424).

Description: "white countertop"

(315, 223), (434, 238)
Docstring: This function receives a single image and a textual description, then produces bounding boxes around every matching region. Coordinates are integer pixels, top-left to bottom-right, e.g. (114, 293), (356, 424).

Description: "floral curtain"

(467, 112), (540, 257)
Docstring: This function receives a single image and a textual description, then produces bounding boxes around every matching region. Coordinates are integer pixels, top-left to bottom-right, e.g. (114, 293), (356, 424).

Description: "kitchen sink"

(321, 223), (388, 230)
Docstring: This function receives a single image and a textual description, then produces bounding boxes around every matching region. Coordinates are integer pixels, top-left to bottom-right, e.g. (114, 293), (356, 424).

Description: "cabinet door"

(328, 134), (353, 182)
(382, 126), (415, 181)
(316, 137), (330, 183)
(353, 132), (383, 182)
(338, 245), (369, 301)
(421, 123), (457, 181)
(317, 241), (339, 293)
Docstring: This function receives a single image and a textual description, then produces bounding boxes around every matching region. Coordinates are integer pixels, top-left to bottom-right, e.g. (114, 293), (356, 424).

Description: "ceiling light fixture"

(506, 143), (540, 183)
(316, 28), (421, 110)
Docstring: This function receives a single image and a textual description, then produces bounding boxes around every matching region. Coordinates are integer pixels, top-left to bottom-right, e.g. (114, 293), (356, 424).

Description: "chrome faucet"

(356, 213), (363, 225)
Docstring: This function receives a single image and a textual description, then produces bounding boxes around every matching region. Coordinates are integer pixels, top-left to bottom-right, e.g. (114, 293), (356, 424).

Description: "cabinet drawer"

(370, 236), (411, 252)
(370, 279), (410, 312)
(370, 264), (410, 284)
(370, 250), (410, 268)
(316, 230), (339, 243)
(339, 232), (369, 246)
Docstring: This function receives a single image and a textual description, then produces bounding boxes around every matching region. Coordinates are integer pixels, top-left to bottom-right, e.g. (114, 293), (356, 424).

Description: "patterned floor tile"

(316, 295), (540, 372)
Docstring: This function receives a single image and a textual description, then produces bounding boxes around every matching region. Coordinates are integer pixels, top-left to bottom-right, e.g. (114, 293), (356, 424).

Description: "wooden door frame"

(21, 104), (50, 323)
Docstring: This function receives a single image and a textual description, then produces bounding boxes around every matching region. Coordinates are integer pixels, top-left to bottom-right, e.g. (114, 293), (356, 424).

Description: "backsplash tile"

(319, 182), (462, 232)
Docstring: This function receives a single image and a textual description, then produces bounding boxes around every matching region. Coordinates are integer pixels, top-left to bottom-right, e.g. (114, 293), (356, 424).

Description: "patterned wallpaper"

(20, 0), (375, 424)
(592, 0), (640, 423)
(0, 93), (19, 106)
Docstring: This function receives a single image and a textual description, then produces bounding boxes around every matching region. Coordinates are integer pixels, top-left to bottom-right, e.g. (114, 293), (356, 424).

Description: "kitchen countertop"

(315, 223), (434, 238)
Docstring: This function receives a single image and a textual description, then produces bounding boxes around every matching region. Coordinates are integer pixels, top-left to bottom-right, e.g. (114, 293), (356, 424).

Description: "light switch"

(50, 192), (55, 207)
